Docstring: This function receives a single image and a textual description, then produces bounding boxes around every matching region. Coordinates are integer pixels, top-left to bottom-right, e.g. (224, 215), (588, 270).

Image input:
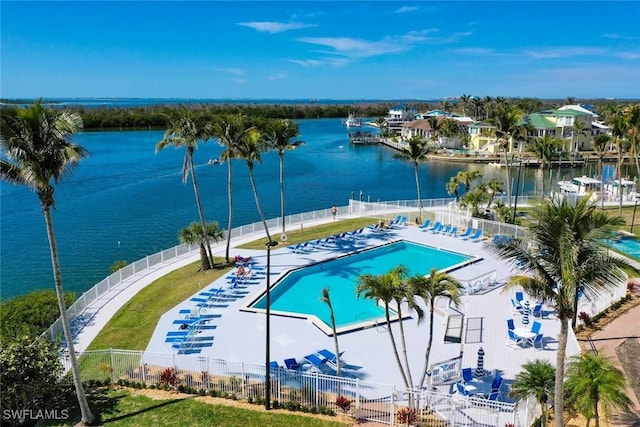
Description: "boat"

(556, 176), (601, 196)
(605, 178), (640, 201)
(349, 131), (382, 145)
(343, 113), (362, 128)
(208, 158), (221, 165)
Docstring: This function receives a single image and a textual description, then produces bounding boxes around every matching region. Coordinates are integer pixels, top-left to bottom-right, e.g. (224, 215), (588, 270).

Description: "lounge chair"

(284, 358), (301, 370)
(430, 223), (444, 233)
(457, 228), (473, 238)
(455, 383), (474, 397)
(426, 221), (441, 232)
(418, 219), (432, 230)
(507, 318), (515, 330)
(532, 334), (544, 351)
(269, 361), (282, 370)
(532, 303), (544, 318)
(484, 391), (500, 401)
(469, 229), (484, 242)
(317, 349), (345, 367)
(439, 225), (451, 235)
(490, 374), (503, 394)
(304, 353), (329, 371)
(448, 226), (458, 237)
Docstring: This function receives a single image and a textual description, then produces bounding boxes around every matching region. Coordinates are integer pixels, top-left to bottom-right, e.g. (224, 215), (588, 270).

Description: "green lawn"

(87, 259), (232, 350)
(49, 388), (350, 427)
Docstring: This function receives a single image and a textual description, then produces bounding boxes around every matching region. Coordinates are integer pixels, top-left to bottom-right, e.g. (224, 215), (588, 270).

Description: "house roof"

(592, 121), (610, 129)
(468, 121), (495, 129)
(559, 104), (599, 116)
(521, 114), (556, 129)
(539, 108), (592, 117)
(402, 119), (433, 130)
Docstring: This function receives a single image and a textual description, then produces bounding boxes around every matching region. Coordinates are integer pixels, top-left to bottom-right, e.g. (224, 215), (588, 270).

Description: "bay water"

(0, 118), (604, 299)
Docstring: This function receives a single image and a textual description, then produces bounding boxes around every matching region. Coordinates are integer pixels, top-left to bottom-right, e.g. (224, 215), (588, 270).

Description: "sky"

(2, 1), (640, 100)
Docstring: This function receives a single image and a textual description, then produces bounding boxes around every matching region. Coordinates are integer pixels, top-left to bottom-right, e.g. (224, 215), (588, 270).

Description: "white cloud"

(602, 33), (640, 41)
(268, 72), (288, 80)
(395, 6), (418, 14)
(213, 67), (246, 76)
(524, 47), (606, 59)
(238, 21), (315, 34)
(451, 47), (497, 55)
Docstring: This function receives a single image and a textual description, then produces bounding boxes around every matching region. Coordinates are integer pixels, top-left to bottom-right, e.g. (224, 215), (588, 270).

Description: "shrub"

(578, 311), (592, 327)
(159, 367), (179, 390)
(335, 395), (352, 413)
(396, 406), (418, 426)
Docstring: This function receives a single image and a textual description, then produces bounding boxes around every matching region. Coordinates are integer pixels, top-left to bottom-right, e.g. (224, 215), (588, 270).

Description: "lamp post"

(264, 240), (278, 410)
(632, 200), (638, 233)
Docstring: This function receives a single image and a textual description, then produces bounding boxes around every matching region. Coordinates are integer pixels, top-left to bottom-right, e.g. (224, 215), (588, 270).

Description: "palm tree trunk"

(413, 162), (423, 222)
(189, 156), (213, 269)
(247, 164), (272, 241)
(618, 149), (623, 216)
(279, 153), (286, 236)
(395, 304), (414, 389)
(554, 317), (569, 427)
(504, 146), (512, 206)
(418, 302), (436, 389)
(225, 160), (234, 263)
(42, 206), (95, 424)
(593, 398), (600, 427)
(384, 305), (411, 389)
(599, 158), (605, 209)
(541, 165), (545, 198)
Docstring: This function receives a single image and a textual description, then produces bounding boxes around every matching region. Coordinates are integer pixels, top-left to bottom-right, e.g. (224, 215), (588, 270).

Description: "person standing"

(331, 205), (338, 220)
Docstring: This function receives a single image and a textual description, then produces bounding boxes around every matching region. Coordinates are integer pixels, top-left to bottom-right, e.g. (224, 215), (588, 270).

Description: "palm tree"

(459, 94), (472, 116)
(624, 104), (640, 181)
(211, 114), (251, 262)
(356, 270), (411, 389)
(460, 186), (490, 217)
(472, 97), (484, 121)
(320, 288), (341, 378)
(375, 116), (388, 137)
(394, 136), (429, 221)
(609, 112), (630, 216)
(527, 134), (561, 197)
(571, 119), (591, 152)
(456, 170), (482, 193)
(592, 134), (611, 209)
(156, 110), (214, 268)
(493, 196), (628, 427)
(179, 221), (225, 271)
(0, 101), (95, 424)
(489, 105), (524, 206)
(235, 123), (272, 241)
(565, 352), (632, 427)
(484, 178), (504, 209)
(510, 360), (555, 427)
(446, 175), (462, 202)
(407, 268), (462, 390)
(262, 118), (305, 239)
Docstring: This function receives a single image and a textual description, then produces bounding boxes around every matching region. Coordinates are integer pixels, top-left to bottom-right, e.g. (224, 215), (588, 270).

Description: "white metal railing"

(65, 348), (531, 426)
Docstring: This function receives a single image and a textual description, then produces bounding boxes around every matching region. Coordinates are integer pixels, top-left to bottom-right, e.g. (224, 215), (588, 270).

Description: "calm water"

(0, 117), (609, 299)
(252, 241), (471, 328)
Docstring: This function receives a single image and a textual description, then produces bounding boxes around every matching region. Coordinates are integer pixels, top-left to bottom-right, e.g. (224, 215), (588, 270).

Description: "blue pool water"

(252, 241), (472, 329)
(604, 235), (640, 260)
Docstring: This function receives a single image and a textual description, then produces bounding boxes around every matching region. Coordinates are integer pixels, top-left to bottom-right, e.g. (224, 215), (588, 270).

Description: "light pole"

(632, 200), (638, 233)
(264, 240), (278, 410)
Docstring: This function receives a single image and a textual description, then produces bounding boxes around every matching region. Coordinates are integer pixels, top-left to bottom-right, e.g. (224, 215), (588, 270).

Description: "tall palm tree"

(210, 114), (251, 262)
(565, 352), (632, 427)
(489, 105), (524, 206)
(446, 176), (461, 202)
(156, 110), (214, 268)
(527, 134), (561, 197)
(407, 268), (462, 390)
(394, 137), (429, 221)
(356, 270), (411, 389)
(484, 178), (504, 209)
(592, 134), (611, 209)
(235, 123), (272, 241)
(624, 104), (640, 181)
(459, 94), (472, 116)
(571, 119), (591, 152)
(262, 118), (305, 239)
(471, 97), (484, 121)
(493, 196), (628, 427)
(0, 101), (95, 424)
(179, 221), (225, 271)
(320, 288), (341, 378)
(460, 186), (490, 217)
(609, 112), (630, 216)
(510, 360), (555, 427)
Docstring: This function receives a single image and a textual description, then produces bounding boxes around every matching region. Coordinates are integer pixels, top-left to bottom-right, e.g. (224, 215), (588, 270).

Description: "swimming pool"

(603, 234), (640, 260)
(247, 240), (476, 334)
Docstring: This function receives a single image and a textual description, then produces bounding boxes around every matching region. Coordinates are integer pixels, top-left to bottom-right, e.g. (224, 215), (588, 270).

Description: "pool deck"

(145, 224), (582, 392)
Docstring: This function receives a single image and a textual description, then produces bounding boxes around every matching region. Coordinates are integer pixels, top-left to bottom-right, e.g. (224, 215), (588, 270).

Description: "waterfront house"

(384, 104), (418, 133)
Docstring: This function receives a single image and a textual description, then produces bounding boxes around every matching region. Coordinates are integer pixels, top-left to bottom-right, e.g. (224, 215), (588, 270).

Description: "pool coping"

(240, 239), (483, 336)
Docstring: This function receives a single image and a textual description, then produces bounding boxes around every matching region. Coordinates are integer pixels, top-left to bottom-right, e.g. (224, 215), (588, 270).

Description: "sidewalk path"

(592, 288), (640, 427)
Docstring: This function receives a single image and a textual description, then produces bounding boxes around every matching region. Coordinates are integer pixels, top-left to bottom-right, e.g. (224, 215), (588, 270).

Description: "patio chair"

(506, 329), (523, 349)
(484, 391), (500, 401)
(455, 383), (474, 397)
(284, 358), (301, 370)
(461, 368), (474, 384)
(532, 334), (544, 351)
(490, 374), (503, 394)
(530, 321), (542, 335)
(532, 303), (544, 318)
(515, 291), (524, 303)
(457, 228), (473, 238)
(507, 318), (515, 330)
(511, 298), (523, 315)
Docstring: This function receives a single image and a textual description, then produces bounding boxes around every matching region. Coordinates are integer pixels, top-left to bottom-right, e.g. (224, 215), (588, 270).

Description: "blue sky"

(2, 1), (639, 100)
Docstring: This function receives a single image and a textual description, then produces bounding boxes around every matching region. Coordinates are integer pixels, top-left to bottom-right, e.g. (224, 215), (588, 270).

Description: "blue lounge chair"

(418, 219), (432, 230)
(507, 318), (515, 330)
(490, 374), (503, 394)
(458, 228), (473, 238)
(455, 383), (473, 397)
(426, 221), (441, 232)
(317, 349), (344, 367)
(532, 303), (544, 318)
(462, 368), (474, 384)
(430, 223), (444, 233)
(304, 353), (329, 371)
(269, 361), (282, 370)
(448, 226), (458, 237)
(439, 225), (451, 235)
(469, 229), (484, 242)
(532, 334), (544, 351)
(484, 391), (500, 401)
(284, 358), (301, 370)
